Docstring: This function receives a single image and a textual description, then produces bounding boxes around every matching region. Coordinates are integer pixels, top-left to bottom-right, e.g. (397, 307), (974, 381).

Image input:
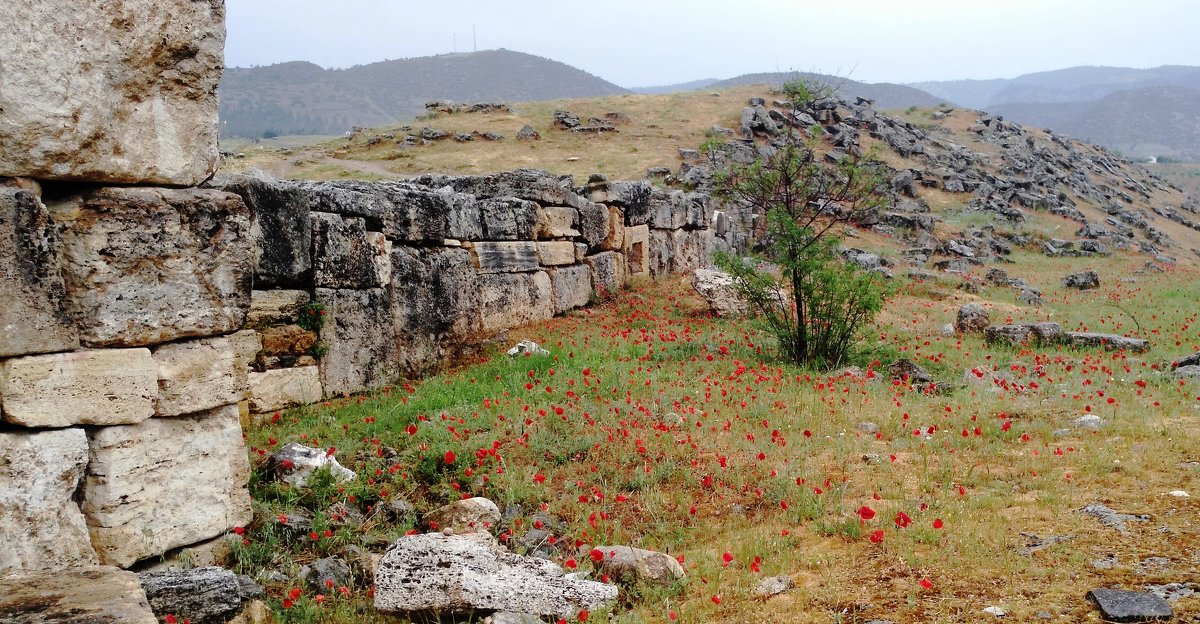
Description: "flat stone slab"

(0, 566), (157, 623)
(248, 366), (323, 413)
(0, 348), (157, 427)
(1066, 332), (1150, 353)
(1087, 588), (1172, 622)
(471, 241), (540, 273)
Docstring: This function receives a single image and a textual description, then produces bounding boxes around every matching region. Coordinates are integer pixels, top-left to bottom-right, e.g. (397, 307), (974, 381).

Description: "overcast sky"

(225, 0), (1199, 87)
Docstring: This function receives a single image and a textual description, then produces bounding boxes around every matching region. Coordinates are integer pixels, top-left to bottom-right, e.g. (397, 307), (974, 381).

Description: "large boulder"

(424, 497), (502, 534)
(50, 186), (252, 348)
(0, 188), (78, 357)
(374, 533), (617, 618)
(139, 566), (263, 624)
(0, 348), (157, 427)
(983, 322), (1065, 347)
(0, 0), (224, 185)
(592, 545), (686, 587)
(83, 405), (253, 568)
(955, 303), (990, 334)
(0, 566), (158, 623)
(691, 268), (749, 316)
(0, 428), (97, 571)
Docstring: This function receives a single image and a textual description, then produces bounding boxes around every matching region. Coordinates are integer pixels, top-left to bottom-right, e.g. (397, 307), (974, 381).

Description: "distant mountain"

(913, 65), (1200, 110)
(219, 49), (629, 139)
(706, 72), (948, 110)
(630, 79), (721, 95)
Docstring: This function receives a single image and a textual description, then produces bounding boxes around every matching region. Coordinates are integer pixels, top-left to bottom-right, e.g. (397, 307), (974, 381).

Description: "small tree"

(713, 81), (893, 368)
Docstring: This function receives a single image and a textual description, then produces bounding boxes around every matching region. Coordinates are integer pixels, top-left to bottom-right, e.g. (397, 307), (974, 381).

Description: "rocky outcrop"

(0, 428), (97, 571)
(0, 566), (158, 623)
(83, 405), (252, 568)
(50, 186), (253, 347)
(374, 532), (618, 618)
(0, 0), (225, 185)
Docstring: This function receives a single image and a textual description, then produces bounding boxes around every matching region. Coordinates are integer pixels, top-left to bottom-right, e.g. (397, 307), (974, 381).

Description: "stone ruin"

(0, 0), (734, 618)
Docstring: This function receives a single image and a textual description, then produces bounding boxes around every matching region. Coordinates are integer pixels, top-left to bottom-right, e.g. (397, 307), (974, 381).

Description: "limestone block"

(391, 247), (482, 375)
(368, 232), (393, 285)
(248, 367), (323, 413)
(549, 265), (592, 314)
(415, 169), (574, 205)
(607, 180), (654, 226)
(683, 192), (714, 228)
(139, 566), (262, 624)
(0, 428), (97, 572)
(650, 194), (687, 230)
(83, 405), (252, 568)
(51, 187), (252, 348)
(481, 272), (554, 333)
(671, 229), (714, 273)
(423, 497), (502, 534)
(480, 197), (542, 240)
(315, 288), (397, 396)
(601, 205), (626, 251)
(259, 325), (318, 357)
(0, 0), (224, 185)
(536, 206), (580, 239)
(221, 175), (312, 288)
(537, 241), (577, 267)
(593, 545), (686, 587)
(311, 212), (383, 289)
(0, 566), (158, 624)
(575, 200), (610, 247)
(0, 188), (78, 357)
(623, 225), (650, 277)
(246, 290), (310, 329)
(0, 349), (156, 427)
(153, 335), (252, 417)
(471, 241), (541, 273)
(585, 252), (626, 297)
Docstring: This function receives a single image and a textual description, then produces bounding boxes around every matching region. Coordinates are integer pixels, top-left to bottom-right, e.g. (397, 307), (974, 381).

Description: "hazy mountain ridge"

(219, 49), (629, 138)
(706, 72), (946, 110)
(630, 79), (720, 95)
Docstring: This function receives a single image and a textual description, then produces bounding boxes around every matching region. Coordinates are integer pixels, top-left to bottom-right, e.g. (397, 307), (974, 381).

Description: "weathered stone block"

(585, 252), (626, 296)
(248, 367), (323, 413)
(608, 180), (654, 226)
(536, 206), (580, 239)
(0, 0), (225, 185)
(0, 566), (158, 624)
(391, 247), (482, 375)
(648, 228), (711, 276)
(624, 225), (650, 277)
(471, 241), (541, 273)
(0, 428), (97, 572)
(481, 272), (554, 333)
(368, 232), (393, 285)
(51, 187), (252, 348)
(221, 174), (312, 288)
(0, 188), (78, 357)
(537, 241), (577, 267)
(259, 325), (318, 357)
(415, 169), (574, 205)
(650, 194), (687, 230)
(548, 265), (592, 314)
(0, 349), (156, 427)
(311, 212), (382, 289)
(83, 405), (252, 568)
(683, 192), (714, 228)
(576, 200), (610, 247)
(601, 205), (626, 251)
(480, 198), (542, 240)
(154, 335), (253, 417)
(315, 288), (396, 396)
(246, 290), (310, 329)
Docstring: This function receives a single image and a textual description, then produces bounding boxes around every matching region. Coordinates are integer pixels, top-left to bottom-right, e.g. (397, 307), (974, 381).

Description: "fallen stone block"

(1065, 332), (1150, 353)
(139, 566), (263, 624)
(1087, 588), (1172, 622)
(0, 566), (158, 623)
(0, 348), (156, 427)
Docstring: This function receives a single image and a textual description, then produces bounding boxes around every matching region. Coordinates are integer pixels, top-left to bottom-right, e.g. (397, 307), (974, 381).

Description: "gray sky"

(225, 0), (1200, 87)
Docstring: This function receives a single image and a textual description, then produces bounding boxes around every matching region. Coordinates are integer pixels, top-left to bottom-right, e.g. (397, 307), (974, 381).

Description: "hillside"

(708, 71), (947, 109)
(914, 65), (1200, 110)
(630, 78), (721, 94)
(218, 49), (628, 139)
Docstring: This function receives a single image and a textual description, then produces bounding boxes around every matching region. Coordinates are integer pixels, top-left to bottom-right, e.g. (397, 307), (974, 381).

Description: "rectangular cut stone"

(623, 225), (650, 277)
(83, 405), (252, 568)
(221, 175), (313, 288)
(480, 198), (541, 240)
(153, 334), (255, 417)
(0, 188), (79, 357)
(0, 1), (224, 185)
(247, 290), (311, 329)
(585, 252), (627, 297)
(683, 192), (714, 228)
(575, 200), (610, 247)
(549, 265), (592, 314)
(0, 428), (98, 572)
(315, 288), (397, 396)
(0, 566), (158, 624)
(471, 241), (540, 273)
(391, 247), (482, 376)
(537, 242), (577, 267)
(600, 205), (626, 251)
(480, 272), (554, 333)
(650, 195), (687, 230)
(50, 187), (253, 348)
(0, 349), (156, 427)
(248, 367), (323, 413)
(311, 212), (384, 289)
(536, 207), (580, 239)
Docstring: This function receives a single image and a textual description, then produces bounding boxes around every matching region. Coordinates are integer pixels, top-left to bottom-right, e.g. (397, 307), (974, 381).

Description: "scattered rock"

(888, 358), (933, 383)
(507, 339), (550, 357)
(1066, 332), (1150, 353)
(1086, 588), (1172, 622)
(1145, 583), (1199, 602)
(593, 545), (686, 587)
(373, 532), (617, 618)
(752, 575), (794, 599)
(1092, 554), (1120, 570)
(300, 557), (352, 592)
(857, 422), (880, 435)
(424, 497), (502, 534)
(1063, 270), (1100, 290)
(138, 566), (262, 624)
(691, 268), (749, 316)
(982, 606), (1007, 617)
(956, 303), (990, 333)
(1080, 503), (1150, 532)
(1020, 532), (1073, 555)
(263, 443), (356, 488)
(517, 125), (541, 141)
(1074, 414), (1103, 430)
(939, 323), (956, 337)
(1166, 490), (1189, 498)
